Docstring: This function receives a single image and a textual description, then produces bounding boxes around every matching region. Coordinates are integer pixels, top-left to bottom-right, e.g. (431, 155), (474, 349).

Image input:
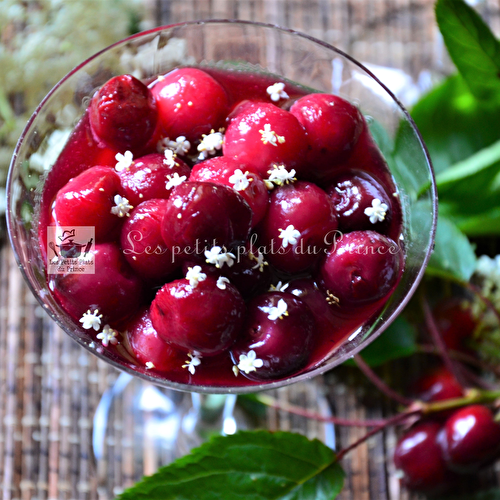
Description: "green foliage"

(117, 431), (344, 500)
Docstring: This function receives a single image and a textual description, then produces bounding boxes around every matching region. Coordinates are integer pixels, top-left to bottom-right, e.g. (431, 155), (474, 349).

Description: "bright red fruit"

(231, 292), (314, 380)
(118, 152), (190, 206)
(89, 74), (157, 152)
(223, 101), (308, 178)
(52, 166), (123, 241)
(440, 404), (500, 473)
(151, 68), (229, 143)
(318, 230), (401, 307)
(290, 93), (364, 178)
(189, 156), (269, 227)
(120, 199), (178, 283)
(160, 181), (252, 258)
(150, 274), (245, 355)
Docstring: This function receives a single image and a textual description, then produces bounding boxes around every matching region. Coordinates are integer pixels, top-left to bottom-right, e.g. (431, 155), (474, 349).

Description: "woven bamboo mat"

(3, 1), (500, 499)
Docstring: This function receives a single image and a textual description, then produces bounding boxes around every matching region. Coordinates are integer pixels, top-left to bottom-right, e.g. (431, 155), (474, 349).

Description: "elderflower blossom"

(110, 195), (133, 217)
(236, 350), (263, 374)
(265, 164), (296, 189)
(197, 130), (224, 160)
(364, 198), (388, 224)
(204, 246), (235, 268)
(182, 353), (202, 375)
(79, 309), (102, 331)
(185, 266), (207, 288)
(166, 172), (187, 190)
(115, 151), (133, 172)
(160, 136), (191, 155)
(278, 225), (301, 248)
(266, 82), (289, 102)
(216, 276), (231, 290)
(97, 325), (119, 347)
(259, 123), (285, 147)
(261, 299), (289, 321)
(249, 250), (267, 272)
(228, 169), (252, 191)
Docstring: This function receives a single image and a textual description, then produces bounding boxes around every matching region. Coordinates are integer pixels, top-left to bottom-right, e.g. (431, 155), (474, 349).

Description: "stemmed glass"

(6, 19), (437, 489)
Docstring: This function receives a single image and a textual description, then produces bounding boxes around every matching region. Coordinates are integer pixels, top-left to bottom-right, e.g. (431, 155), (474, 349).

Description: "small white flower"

(166, 172), (187, 190)
(259, 123), (285, 147)
(204, 246), (235, 268)
(197, 130), (224, 160)
(185, 266), (207, 288)
(163, 149), (178, 168)
(278, 225), (301, 248)
(266, 82), (289, 102)
(96, 325), (119, 347)
(364, 198), (388, 224)
(266, 164), (296, 188)
(269, 281), (288, 292)
(261, 299), (289, 321)
(228, 169), (252, 191)
(249, 250), (267, 272)
(160, 136), (191, 155)
(145, 361), (155, 370)
(111, 195), (133, 217)
(115, 151), (133, 172)
(79, 309), (102, 331)
(237, 350), (264, 374)
(216, 276), (231, 290)
(182, 352), (202, 375)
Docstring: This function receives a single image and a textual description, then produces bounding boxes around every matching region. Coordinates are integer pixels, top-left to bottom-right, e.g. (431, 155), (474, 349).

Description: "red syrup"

(38, 67), (404, 388)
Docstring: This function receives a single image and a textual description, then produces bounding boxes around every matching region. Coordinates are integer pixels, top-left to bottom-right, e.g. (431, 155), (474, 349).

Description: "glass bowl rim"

(6, 19), (438, 394)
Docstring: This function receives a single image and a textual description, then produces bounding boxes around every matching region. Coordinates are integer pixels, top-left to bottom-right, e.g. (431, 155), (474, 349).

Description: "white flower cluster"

(473, 255), (500, 319)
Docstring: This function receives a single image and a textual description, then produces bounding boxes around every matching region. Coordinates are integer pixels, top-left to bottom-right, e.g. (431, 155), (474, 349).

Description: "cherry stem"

(353, 354), (413, 406)
(255, 394), (388, 427)
(335, 409), (421, 461)
(420, 291), (468, 388)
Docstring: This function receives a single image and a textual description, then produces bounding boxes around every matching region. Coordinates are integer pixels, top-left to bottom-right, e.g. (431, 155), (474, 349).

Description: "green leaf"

(426, 215), (476, 282)
(435, 0), (500, 103)
(117, 431), (344, 500)
(433, 139), (500, 235)
(347, 316), (417, 367)
(411, 74), (500, 174)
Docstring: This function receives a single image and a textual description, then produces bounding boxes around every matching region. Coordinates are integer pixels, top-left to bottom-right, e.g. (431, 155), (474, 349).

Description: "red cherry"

(150, 274), (245, 356)
(52, 166), (123, 241)
(440, 405), (500, 473)
(231, 292), (314, 380)
(118, 152), (190, 206)
(433, 298), (477, 353)
(318, 230), (401, 308)
(50, 242), (144, 325)
(258, 181), (338, 274)
(160, 181), (252, 259)
(326, 169), (394, 236)
(394, 420), (455, 494)
(120, 199), (179, 283)
(151, 68), (229, 143)
(413, 367), (464, 404)
(290, 93), (364, 177)
(223, 101), (308, 178)
(89, 74), (157, 152)
(190, 156), (269, 227)
(125, 307), (186, 372)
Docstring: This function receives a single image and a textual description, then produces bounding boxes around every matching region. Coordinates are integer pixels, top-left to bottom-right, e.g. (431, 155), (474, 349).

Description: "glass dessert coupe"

(6, 20), (437, 483)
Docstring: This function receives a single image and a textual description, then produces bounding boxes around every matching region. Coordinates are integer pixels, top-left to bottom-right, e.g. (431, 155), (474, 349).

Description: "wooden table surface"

(3, 1), (500, 499)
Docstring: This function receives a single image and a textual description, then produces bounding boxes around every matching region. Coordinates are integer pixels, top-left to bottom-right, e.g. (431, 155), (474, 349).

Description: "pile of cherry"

(395, 300), (500, 495)
(47, 67), (403, 383)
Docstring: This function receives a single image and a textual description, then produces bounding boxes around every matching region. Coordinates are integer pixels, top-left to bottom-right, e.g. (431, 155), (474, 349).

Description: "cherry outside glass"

(6, 20), (437, 394)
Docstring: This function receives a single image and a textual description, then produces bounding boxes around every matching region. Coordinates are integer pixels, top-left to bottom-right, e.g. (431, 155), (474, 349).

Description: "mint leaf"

(345, 316), (417, 367)
(117, 431), (344, 500)
(411, 74), (500, 174)
(434, 139), (500, 235)
(435, 0), (500, 103)
(426, 215), (476, 282)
